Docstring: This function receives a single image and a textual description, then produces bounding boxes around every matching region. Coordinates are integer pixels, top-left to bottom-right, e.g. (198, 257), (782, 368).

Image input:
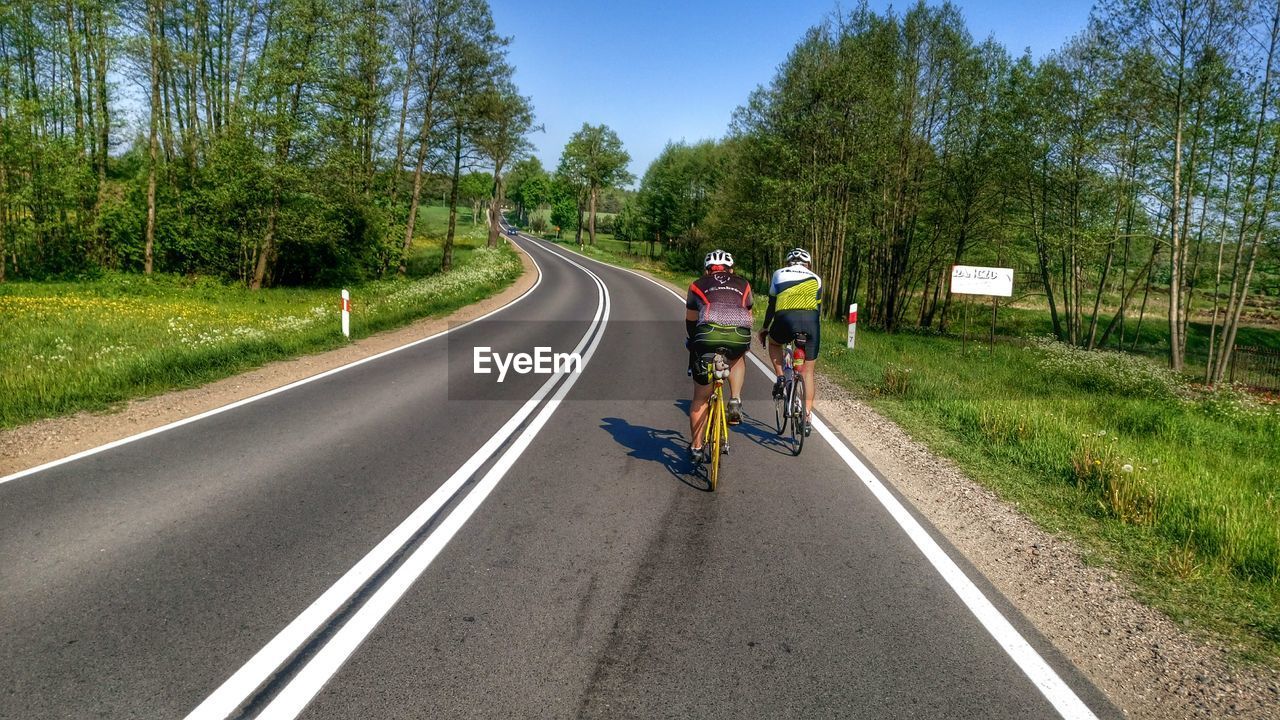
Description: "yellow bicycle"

(699, 351), (732, 491)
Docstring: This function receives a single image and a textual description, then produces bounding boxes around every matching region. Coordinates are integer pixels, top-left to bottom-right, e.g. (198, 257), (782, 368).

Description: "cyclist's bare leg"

(767, 338), (785, 376)
(689, 381), (713, 449)
(800, 359), (817, 416)
(728, 354), (746, 399)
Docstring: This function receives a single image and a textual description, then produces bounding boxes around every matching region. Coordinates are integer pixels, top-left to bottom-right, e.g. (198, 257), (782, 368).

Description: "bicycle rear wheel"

(707, 393), (723, 491)
(774, 388), (788, 435)
(790, 376), (806, 456)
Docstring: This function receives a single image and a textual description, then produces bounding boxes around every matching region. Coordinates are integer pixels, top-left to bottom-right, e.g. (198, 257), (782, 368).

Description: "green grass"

(819, 324), (1280, 664)
(402, 205), (493, 274)
(0, 235), (523, 429)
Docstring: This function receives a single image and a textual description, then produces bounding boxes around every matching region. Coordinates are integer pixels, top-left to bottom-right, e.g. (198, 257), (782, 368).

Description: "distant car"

(506, 227), (518, 236)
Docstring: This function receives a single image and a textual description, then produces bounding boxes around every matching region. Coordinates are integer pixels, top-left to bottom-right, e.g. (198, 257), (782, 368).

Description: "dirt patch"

(0, 243), (538, 478)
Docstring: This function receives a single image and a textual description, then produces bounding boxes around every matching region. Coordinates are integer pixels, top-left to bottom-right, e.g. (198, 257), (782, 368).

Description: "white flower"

(1121, 464), (1133, 473)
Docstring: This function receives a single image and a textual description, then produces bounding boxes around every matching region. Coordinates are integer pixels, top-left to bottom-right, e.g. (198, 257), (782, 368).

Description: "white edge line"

(184, 239), (597, 720)
(256, 249), (612, 720)
(555, 244), (1100, 720)
(0, 240), (545, 487)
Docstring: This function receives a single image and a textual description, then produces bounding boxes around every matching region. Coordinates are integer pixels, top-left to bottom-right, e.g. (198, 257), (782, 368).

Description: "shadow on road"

(731, 413), (795, 456)
(599, 399), (793, 495)
(599, 416), (690, 480)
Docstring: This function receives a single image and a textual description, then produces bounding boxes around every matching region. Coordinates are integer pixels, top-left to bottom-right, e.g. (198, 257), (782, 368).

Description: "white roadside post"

(847, 303), (857, 350)
(340, 289), (351, 338)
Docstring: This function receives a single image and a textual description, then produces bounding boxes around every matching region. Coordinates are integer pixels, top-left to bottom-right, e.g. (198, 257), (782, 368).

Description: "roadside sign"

(950, 265), (1014, 297)
(847, 303), (857, 350)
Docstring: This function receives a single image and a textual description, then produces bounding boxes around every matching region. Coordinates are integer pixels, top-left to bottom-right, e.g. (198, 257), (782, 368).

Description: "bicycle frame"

(774, 333), (809, 455)
(700, 352), (731, 490)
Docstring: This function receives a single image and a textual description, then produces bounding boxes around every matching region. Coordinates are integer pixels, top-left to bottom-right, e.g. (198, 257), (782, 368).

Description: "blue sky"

(489, 0), (1096, 185)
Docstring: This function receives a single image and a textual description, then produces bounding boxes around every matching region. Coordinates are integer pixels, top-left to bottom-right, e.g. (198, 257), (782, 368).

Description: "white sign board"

(950, 265), (1013, 297)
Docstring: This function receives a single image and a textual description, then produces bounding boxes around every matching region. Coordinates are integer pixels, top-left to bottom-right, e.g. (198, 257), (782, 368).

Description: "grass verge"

(1, 232), (522, 429)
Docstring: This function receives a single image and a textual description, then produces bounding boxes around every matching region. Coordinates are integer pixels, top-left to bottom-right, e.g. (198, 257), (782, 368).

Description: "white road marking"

(551, 243), (1101, 720)
(0, 244), (546, 488)
(255, 249), (612, 720)
(185, 239), (607, 720)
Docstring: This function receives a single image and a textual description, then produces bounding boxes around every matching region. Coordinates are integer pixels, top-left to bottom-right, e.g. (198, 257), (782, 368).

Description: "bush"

(1029, 336), (1183, 399)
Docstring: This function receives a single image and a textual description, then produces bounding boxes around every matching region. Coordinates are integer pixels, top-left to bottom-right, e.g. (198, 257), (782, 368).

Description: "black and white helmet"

(704, 249), (734, 269)
(786, 247), (812, 265)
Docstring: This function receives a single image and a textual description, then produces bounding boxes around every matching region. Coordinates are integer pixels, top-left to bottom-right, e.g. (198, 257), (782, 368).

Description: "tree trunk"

(442, 123), (463, 271)
(388, 30), (416, 205)
(587, 186), (600, 246)
(252, 190), (280, 289)
(574, 194), (585, 246)
(0, 165), (6, 283)
(91, 6), (109, 227)
(1214, 137), (1280, 383)
(144, 0), (164, 276)
(487, 165), (504, 249)
(1165, 19), (1188, 371)
(1204, 152), (1235, 381)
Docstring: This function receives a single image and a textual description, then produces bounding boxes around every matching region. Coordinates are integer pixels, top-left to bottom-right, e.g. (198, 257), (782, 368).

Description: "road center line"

(254, 250), (612, 720)
(545, 240), (1100, 720)
(184, 240), (599, 720)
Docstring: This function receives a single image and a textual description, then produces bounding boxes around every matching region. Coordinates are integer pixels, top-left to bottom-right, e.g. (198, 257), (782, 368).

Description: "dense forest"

(0, 0), (534, 287)
(586, 0), (1280, 379)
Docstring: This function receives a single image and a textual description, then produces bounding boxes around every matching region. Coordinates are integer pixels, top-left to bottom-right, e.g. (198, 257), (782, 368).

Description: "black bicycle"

(773, 332), (809, 456)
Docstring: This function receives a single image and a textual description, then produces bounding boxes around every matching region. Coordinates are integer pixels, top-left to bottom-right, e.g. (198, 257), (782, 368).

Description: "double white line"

(187, 240), (611, 720)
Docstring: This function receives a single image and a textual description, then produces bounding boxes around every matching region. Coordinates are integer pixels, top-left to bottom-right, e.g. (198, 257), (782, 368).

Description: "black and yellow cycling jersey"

(766, 265), (822, 313)
(762, 264), (824, 359)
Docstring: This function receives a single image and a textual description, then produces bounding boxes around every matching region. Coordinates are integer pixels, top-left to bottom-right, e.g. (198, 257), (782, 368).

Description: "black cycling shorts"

(687, 323), (751, 386)
(767, 310), (821, 359)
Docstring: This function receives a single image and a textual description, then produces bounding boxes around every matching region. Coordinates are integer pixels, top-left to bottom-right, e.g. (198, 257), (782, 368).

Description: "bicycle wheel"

(790, 376), (806, 456)
(707, 392), (723, 491)
(774, 384), (788, 435)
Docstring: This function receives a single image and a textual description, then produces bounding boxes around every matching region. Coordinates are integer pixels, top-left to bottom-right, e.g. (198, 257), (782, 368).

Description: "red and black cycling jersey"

(685, 271), (753, 328)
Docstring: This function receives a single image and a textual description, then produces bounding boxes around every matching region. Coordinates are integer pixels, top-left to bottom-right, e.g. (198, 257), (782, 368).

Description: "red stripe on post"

(848, 310), (857, 324)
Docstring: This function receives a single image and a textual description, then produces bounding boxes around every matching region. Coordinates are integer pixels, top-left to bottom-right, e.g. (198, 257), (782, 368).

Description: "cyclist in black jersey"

(758, 248), (822, 436)
(685, 249), (753, 463)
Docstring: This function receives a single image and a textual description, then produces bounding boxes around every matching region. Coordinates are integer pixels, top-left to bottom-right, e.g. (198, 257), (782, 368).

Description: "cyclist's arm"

(685, 308), (699, 338)
(761, 294), (777, 333)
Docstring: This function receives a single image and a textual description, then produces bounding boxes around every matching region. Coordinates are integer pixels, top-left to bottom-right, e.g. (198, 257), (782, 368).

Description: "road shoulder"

(0, 242), (538, 478)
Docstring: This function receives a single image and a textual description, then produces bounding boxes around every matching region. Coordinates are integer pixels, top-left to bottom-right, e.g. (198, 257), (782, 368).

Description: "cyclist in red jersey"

(685, 249), (753, 463)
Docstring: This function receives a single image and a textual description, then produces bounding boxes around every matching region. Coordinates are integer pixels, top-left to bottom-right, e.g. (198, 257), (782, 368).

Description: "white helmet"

(786, 247), (811, 265)
(704, 249), (734, 269)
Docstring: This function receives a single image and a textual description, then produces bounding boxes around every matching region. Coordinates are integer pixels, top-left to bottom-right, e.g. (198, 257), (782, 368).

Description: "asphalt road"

(0, 233), (1121, 719)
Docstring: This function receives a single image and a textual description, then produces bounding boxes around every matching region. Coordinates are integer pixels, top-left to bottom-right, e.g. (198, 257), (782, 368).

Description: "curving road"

(0, 234), (1120, 719)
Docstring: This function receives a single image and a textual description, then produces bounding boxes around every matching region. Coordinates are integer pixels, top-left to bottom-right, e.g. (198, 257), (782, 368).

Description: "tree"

(557, 122), (633, 246)
(471, 79), (537, 247)
(506, 156), (549, 223)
